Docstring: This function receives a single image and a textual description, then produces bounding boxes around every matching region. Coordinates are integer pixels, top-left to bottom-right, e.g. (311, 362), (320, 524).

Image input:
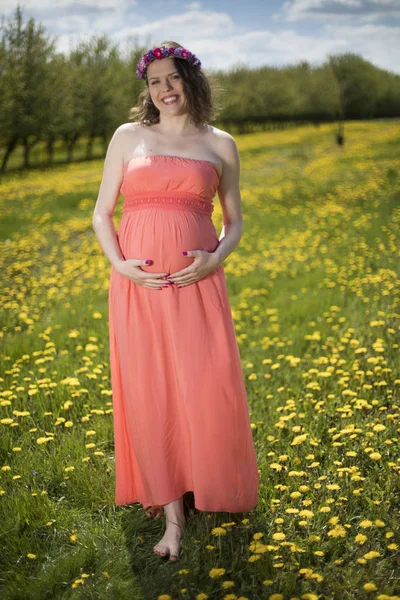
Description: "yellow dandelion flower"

(26, 553), (37, 559)
(211, 527), (227, 536)
(363, 551), (380, 560)
(355, 534), (367, 544)
(248, 554), (261, 562)
(360, 520), (373, 528)
(363, 582), (378, 592)
(222, 581), (235, 589)
(209, 568), (226, 578)
(36, 437), (53, 444)
(291, 433), (308, 445)
(369, 452), (381, 460)
(327, 525), (346, 538)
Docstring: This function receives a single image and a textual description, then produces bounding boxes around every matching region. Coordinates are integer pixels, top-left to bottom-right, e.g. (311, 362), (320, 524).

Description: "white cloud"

(324, 22), (400, 70)
(282, 0), (400, 22)
(2, 2), (399, 74)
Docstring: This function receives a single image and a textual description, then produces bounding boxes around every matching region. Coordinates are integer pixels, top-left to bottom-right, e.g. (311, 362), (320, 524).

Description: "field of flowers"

(0, 120), (399, 600)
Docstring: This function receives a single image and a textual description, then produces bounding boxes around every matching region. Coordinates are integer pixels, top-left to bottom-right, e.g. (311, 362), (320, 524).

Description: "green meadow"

(0, 120), (399, 600)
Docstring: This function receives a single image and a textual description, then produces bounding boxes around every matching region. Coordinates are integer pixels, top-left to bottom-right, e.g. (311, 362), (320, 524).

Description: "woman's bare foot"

(145, 505), (163, 519)
(153, 496), (185, 561)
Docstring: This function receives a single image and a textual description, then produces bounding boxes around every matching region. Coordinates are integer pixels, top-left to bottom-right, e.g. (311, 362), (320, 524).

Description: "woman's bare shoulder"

(208, 124), (235, 142)
(113, 121), (142, 138)
(109, 122), (145, 159)
(207, 125), (238, 166)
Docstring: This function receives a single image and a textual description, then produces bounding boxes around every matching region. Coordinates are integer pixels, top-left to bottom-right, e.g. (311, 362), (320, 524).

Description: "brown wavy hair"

(128, 40), (222, 129)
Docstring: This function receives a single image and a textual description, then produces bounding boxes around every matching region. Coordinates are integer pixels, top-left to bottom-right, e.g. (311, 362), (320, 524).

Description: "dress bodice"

(120, 155), (221, 215)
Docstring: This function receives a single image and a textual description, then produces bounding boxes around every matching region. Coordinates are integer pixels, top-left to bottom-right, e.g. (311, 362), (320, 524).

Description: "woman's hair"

(129, 40), (221, 129)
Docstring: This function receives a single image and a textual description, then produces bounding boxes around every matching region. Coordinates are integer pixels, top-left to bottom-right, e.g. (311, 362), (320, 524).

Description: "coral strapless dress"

(108, 155), (259, 513)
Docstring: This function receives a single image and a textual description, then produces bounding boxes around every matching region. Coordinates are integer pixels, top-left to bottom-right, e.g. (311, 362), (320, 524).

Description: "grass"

(0, 120), (399, 600)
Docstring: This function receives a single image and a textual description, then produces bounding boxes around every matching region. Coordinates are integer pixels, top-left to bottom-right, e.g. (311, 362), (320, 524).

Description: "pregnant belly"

(117, 208), (220, 274)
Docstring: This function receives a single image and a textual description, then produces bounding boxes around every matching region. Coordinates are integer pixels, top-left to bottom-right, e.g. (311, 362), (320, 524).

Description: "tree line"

(1, 4), (399, 173)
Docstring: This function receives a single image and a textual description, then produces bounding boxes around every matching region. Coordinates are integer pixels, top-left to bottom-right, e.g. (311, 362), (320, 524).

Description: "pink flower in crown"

(144, 54), (151, 66)
(153, 47), (163, 59)
(181, 49), (190, 58)
(168, 47), (175, 55)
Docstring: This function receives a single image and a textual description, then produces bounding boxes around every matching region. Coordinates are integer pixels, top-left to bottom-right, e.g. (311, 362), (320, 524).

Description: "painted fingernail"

(182, 251), (187, 256)
(177, 285), (182, 288)
(145, 260), (151, 264)
(163, 285), (169, 288)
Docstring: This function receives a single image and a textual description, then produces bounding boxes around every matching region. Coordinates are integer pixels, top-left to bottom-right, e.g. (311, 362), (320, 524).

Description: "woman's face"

(146, 57), (187, 115)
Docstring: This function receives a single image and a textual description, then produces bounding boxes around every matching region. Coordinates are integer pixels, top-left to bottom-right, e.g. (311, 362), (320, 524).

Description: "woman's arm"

(92, 126), (127, 271)
(212, 134), (244, 265)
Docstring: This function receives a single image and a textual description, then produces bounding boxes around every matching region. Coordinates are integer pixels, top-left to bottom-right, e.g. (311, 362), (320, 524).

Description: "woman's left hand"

(166, 250), (221, 287)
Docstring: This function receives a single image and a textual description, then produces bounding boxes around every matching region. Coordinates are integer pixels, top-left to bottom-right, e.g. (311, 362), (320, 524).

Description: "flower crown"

(136, 46), (201, 80)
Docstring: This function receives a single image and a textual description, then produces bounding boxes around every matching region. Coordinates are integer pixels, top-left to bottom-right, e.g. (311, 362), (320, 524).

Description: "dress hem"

(115, 490), (259, 514)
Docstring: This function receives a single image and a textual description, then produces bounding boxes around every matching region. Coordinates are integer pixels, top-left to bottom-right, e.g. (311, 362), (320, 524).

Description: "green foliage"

(0, 121), (399, 599)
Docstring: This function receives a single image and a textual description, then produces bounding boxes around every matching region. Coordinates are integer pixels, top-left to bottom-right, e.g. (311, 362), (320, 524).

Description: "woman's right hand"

(114, 259), (170, 289)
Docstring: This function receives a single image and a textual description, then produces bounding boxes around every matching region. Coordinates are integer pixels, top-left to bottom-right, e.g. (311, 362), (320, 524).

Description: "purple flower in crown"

(136, 45), (201, 80)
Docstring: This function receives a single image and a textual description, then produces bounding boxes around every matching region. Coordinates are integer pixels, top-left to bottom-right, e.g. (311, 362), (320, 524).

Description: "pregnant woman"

(92, 41), (259, 562)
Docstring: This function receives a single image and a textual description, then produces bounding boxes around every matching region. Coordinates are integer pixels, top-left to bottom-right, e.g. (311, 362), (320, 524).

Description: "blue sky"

(2, 1), (400, 74)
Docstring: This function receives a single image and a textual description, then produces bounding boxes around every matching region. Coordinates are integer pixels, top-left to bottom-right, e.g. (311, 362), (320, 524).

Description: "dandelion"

(327, 525), (346, 538)
(369, 452), (381, 460)
(211, 527), (227, 536)
(36, 437), (53, 444)
(363, 551), (380, 560)
(363, 582), (378, 592)
(360, 520), (373, 528)
(355, 533), (367, 544)
(209, 568), (225, 578)
(222, 581), (235, 589)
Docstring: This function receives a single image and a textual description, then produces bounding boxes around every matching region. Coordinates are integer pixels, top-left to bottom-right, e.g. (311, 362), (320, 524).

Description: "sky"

(1, 0), (400, 75)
